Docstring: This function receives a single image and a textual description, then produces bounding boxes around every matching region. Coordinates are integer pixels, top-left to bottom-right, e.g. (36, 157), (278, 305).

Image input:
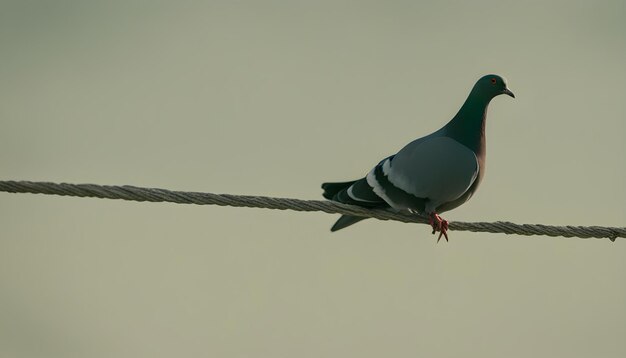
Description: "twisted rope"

(0, 180), (623, 241)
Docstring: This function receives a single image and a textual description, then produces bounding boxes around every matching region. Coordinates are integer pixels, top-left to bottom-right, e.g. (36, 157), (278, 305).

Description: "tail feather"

(322, 178), (387, 232)
(321, 180), (357, 200)
(330, 215), (368, 232)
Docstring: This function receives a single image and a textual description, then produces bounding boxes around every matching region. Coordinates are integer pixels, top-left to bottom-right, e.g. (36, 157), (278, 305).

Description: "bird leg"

(429, 213), (449, 242)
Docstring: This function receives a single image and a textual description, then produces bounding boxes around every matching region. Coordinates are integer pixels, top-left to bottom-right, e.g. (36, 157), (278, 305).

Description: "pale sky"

(1, 1), (625, 357)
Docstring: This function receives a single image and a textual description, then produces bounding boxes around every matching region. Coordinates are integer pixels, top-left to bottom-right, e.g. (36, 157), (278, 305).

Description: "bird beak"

(503, 88), (515, 98)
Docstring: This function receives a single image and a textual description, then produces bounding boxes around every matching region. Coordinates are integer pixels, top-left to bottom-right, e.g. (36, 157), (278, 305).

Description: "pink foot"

(429, 213), (449, 242)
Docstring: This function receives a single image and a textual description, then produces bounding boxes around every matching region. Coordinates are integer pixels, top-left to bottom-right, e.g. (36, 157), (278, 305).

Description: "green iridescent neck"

(444, 89), (492, 153)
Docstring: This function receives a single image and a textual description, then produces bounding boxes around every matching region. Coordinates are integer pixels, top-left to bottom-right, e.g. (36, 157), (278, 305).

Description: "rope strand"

(0, 180), (623, 241)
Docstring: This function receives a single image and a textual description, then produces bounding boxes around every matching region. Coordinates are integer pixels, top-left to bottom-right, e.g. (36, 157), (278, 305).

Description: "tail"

(330, 215), (368, 232)
(322, 179), (381, 232)
(321, 180), (357, 200)
(323, 157), (397, 231)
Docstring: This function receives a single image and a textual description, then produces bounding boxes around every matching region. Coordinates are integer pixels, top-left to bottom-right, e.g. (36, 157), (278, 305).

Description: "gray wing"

(386, 136), (479, 212)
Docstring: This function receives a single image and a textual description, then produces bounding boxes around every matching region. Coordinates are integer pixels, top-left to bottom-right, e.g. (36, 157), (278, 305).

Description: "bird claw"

(429, 213), (449, 242)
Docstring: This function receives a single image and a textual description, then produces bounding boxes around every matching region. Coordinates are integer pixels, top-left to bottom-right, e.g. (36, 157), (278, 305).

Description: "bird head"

(474, 74), (515, 99)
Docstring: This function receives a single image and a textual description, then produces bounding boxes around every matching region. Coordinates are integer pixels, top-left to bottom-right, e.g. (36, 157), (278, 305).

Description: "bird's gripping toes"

(322, 74), (514, 241)
(429, 213), (449, 242)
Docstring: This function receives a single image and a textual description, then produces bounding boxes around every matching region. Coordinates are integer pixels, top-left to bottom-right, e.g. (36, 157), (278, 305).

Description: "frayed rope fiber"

(0, 180), (623, 241)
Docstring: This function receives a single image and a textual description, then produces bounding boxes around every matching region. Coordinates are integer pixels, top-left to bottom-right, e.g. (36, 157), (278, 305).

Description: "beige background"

(1, 1), (625, 357)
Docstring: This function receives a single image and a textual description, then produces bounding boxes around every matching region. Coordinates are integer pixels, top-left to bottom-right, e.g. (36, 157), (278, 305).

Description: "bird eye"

(490, 78), (497, 85)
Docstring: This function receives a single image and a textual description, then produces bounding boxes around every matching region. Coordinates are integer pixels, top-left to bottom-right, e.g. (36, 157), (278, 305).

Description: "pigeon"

(322, 74), (514, 241)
